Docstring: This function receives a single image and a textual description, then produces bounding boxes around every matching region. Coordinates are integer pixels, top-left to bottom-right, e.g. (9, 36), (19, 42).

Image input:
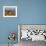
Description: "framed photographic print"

(3, 6), (17, 17)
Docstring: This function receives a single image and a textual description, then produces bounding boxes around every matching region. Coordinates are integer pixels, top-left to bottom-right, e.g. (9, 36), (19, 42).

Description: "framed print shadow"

(3, 6), (17, 17)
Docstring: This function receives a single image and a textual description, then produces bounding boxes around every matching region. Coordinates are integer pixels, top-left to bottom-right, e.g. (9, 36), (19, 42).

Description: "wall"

(0, 0), (46, 44)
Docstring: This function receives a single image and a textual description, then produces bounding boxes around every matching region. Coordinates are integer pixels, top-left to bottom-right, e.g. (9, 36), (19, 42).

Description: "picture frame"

(18, 24), (46, 42)
(3, 6), (17, 17)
